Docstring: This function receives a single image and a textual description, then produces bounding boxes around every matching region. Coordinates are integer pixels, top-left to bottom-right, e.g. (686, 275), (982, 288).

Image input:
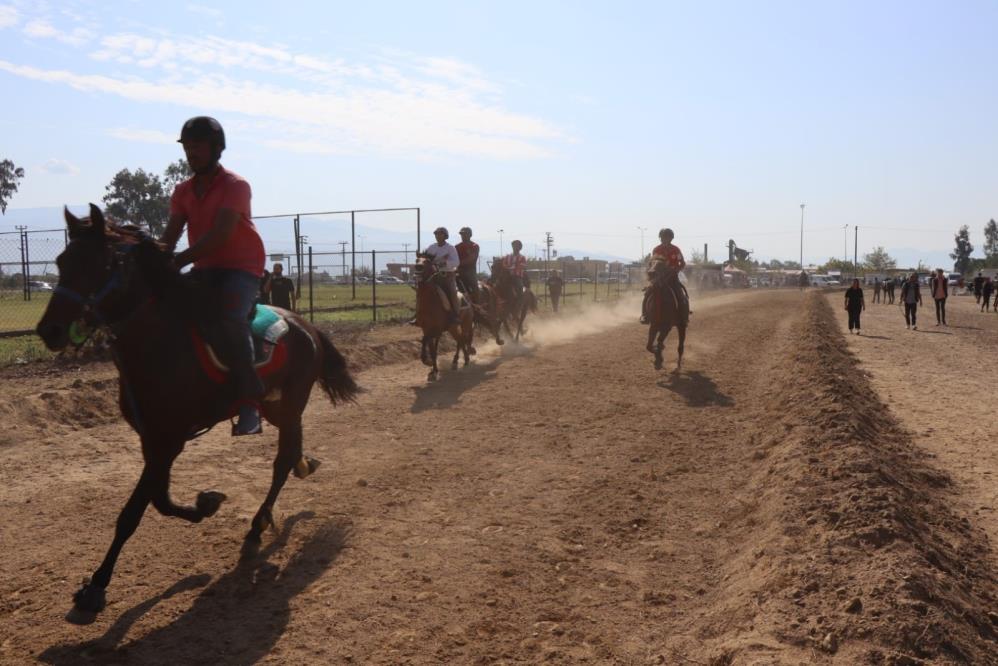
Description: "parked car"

(28, 280), (53, 292)
(376, 276), (405, 284)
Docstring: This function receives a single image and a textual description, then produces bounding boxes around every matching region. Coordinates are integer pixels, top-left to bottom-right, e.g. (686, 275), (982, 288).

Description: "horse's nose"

(36, 320), (67, 350)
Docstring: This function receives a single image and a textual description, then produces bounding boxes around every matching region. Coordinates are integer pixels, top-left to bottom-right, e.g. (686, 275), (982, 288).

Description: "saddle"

(192, 304), (291, 385)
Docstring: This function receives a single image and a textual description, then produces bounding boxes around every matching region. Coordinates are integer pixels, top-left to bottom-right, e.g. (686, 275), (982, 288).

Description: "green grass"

(0, 290), (52, 333)
(0, 334), (54, 365)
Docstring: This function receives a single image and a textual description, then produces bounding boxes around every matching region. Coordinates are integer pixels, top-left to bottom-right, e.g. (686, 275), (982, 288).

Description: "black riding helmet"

(433, 226), (449, 240)
(659, 228), (674, 241)
(459, 226), (472, 236)
(178, 116), (226, 150)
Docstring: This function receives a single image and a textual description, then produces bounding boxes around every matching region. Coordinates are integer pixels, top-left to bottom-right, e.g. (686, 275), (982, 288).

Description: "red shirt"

(652, 243), (685, 270)
(170, 166), (265, 277)
(503, 253), (527, 277)
(456, 240), (479, 268)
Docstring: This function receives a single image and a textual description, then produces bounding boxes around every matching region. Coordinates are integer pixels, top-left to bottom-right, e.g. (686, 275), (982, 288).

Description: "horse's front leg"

(428, 335), (440, 381)
(71, 464), (157, 615)
(148, 438), (226, 524)
(646, 324), (657, 354)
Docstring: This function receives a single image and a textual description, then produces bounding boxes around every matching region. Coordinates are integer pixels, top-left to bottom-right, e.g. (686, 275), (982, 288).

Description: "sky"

(1, 0), (997, 268)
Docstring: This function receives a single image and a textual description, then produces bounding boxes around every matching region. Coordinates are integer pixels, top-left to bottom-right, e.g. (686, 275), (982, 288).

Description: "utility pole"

(402, 242), (411, 281)
(544, 231), (553, 283)
(338, 241), (349, 278)
(843, 224), (849, 279)
(637, 226), (647, 261)
(498, 229), (504, 258)
(854, 226), (858, 277)
(799, 203), (806, 269)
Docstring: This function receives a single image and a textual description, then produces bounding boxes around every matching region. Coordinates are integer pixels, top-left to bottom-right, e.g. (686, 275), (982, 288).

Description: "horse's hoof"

(427, 373), (437, 382)
(469, 346), (477, 355)
(240, 534), (262, 560)
(72, 581), (106, 614)
(653, 358), (663, 370)
(496, 339), (505, 346)
(196, 491), (227, 518)
(646, 345), (655, 353)
(293, 456), (321, 479)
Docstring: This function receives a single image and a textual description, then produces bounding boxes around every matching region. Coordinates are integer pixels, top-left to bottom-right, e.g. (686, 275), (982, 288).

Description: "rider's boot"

(221, 320), (265, 436)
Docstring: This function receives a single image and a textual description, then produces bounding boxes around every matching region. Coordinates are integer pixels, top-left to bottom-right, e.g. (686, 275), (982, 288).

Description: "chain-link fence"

(0, 228), (67, 337)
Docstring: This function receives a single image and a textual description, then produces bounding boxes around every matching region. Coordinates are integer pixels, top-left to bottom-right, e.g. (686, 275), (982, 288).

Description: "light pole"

(637, 226), (647, 261)
(843, 224), (849, 277)
(498, 229), (504, 257)
(799, 203), (806, 269)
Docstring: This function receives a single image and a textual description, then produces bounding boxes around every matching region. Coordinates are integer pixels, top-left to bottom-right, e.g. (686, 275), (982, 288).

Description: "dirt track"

(2, 290), (997, 664)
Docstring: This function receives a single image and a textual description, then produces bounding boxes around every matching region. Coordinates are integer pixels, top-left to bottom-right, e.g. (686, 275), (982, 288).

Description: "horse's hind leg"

(676, 324), (686, 373)
(244, 414), (303, 552)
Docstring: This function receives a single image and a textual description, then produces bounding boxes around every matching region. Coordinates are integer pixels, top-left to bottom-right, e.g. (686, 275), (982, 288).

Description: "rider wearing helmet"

(503, 240), (529, 298)
(455, 227), (480, 301)
(640, 228), (689, 324)
(423, 227), (461, 323)
(160, 116), (267, 436)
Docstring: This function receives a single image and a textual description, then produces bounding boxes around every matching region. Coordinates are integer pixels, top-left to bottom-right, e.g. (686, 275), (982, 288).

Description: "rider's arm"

(174, 208), (238, 268)
(160, 212), (187, 250)
(445, 245), (460, 271)
(676, 249), (686, 271)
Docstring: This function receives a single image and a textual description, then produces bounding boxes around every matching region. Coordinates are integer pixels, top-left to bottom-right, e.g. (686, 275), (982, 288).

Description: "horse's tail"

(316, 329), (359, 404)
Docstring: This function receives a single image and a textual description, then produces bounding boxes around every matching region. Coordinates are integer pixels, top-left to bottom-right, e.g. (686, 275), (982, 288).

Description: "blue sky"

(1, 0), (997, 267)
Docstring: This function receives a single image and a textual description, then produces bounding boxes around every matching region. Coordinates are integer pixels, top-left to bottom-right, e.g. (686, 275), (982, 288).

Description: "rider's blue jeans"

(192, 268), (263, 400)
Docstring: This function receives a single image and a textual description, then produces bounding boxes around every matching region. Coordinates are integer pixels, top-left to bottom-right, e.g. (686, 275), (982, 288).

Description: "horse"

(413, 256), (475, 381)
(35, 205), (359, 616)
(645, 259), (689, 372)
(490, 261), (537, 343)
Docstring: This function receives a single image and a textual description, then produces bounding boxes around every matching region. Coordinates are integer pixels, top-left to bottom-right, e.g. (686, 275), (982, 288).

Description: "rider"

(502, 240), (529, 299)
(640, 228), (688, 324)
(423, 227), (461, 323)
(161, 116), (267, 436)
(455, 226), (480, 301)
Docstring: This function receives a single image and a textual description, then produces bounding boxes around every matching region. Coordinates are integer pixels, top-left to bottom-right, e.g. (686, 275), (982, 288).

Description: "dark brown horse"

(413, 256), (475, 381)
(35, 205), (359, 616)
(490, 261), (537, 343)
(645, 260), (688, 371)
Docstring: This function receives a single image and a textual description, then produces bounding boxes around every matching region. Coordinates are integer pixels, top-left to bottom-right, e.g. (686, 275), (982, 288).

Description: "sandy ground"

(832, 290), (998, 561)
(1, 289), (996, 665)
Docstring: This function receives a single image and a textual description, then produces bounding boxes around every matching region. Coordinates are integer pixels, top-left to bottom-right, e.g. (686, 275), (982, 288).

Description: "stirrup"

(232, 406), (263, 436)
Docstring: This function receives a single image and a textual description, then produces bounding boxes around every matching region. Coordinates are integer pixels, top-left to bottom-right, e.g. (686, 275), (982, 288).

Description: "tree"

(102, 168), (169, 235)
(163, 159), (192, 191)
(1, 159), (25, 214)
(950, 225), (973, 274)
(689, 248), (705, 264)
(984, 219), (998, 260)
(863, 246), (897, 272)
(820, 258), (858, 274)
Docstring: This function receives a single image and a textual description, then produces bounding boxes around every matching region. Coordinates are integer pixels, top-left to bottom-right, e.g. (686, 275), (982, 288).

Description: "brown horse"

(413, 256), (475, 381)
(490, 260), (537, 343)
(645, 260), (688, 371)
(35, 205), (359, 616)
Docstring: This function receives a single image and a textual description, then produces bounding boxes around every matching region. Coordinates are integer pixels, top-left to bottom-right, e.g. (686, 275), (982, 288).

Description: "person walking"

(900, 272), (923, 330)
(982, 277), (994, 312)
(844, 278), (865, 334)
(929, 268), (948, 326)
(973, 271), (984, 304)
(873, 278), (881, 304)
(546, 269), (565, 312)
(886, 276), (896, 304)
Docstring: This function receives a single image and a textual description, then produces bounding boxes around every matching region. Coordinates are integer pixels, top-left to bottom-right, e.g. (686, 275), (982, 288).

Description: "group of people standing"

(845, 268), (997, 333)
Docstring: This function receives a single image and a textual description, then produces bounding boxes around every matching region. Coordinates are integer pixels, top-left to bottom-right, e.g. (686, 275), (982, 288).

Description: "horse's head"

(36, 204), (163, 350)
(412, 255), (437, 285)
(648, 258), (677, 288)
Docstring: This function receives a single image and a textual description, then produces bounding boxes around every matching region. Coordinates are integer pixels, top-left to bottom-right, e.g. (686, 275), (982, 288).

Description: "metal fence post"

(351, 211), (356, 300)
(19, 227), (29, 302)
(593, 265), (598, 303)
(371, 249), (377, 322)
(308, 246), (314, 323)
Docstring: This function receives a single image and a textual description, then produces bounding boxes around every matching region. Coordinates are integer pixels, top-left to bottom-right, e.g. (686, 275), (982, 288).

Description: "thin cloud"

(0, 23), (569, 161)
(23, 19), (94, 46)
(0, 5), (17, 29)
(106, 127), (177, 145)
(186, 4), (222, 19)
(39, 158), (80, 175)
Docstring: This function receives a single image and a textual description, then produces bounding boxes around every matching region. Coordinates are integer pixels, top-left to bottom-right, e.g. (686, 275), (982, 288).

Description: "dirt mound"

(704, 293), (998, 663)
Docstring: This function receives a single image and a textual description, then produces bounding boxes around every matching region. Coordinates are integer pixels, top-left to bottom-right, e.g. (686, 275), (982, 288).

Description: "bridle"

(52, 241), (137, 332)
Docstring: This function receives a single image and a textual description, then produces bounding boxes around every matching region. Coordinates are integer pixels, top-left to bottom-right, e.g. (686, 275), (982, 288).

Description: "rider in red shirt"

(161, 116), (267, 436)
(502, 240), (530, 297)
(641, 228), (690, 323)
(455, 227), (480, 301)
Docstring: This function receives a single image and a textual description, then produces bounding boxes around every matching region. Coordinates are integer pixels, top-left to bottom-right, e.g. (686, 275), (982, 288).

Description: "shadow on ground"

(39, 512), (348, 666)
(657, 370), (734, 407)
(410, 356), (505, 413)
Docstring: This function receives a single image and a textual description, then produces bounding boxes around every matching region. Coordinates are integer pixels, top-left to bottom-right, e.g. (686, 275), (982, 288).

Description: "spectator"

(982, 277), (994, 312)
(546, 270), (565, 313)
(973, 271), (984, 304)
(257, 268), (272, 305)
(269, 263), (297, 312)
(885, 276), (896, 304)
(900, 272), (923, 330)
(872, 278), (881, 304)
(844, 278), (865, 335)
(929, 268), (948, 326)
